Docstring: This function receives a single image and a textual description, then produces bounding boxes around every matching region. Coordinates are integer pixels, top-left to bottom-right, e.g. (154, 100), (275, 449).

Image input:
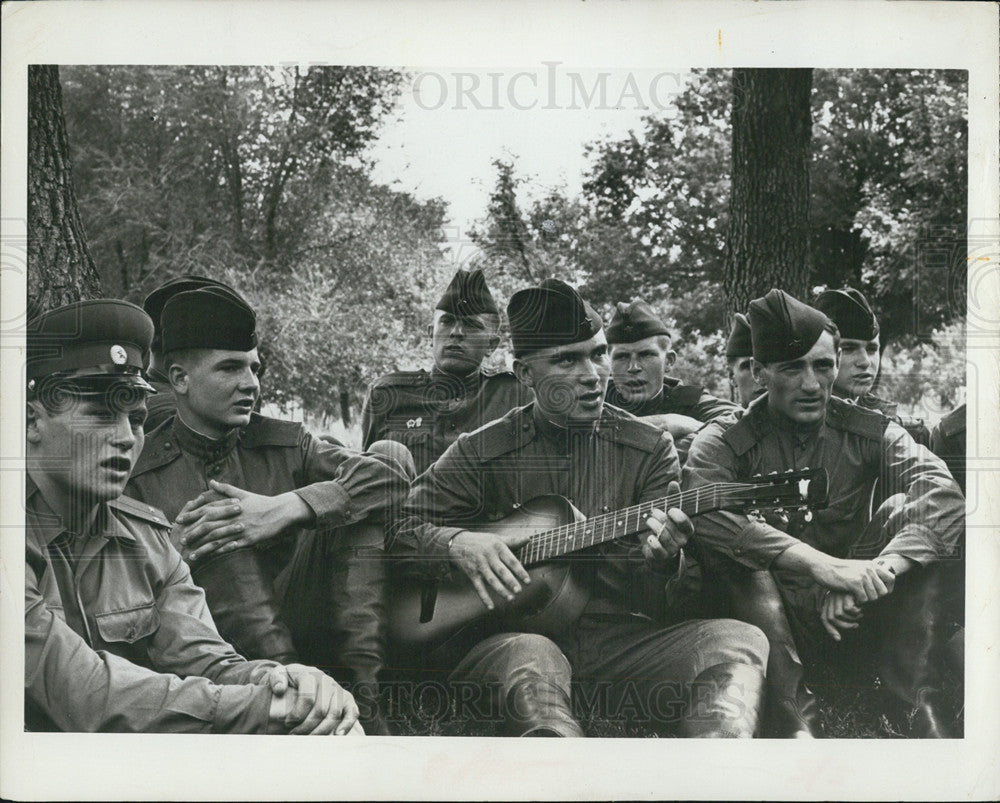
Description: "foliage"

(877, 319), (966, 420)
(61, 65), (453, 416)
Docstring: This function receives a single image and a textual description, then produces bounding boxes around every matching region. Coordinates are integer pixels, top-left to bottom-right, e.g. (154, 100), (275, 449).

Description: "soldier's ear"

(513, 358), (534, 388)
(167, 362), (189, 395)
(665, 349), (677, 368)
(750, 359), (767, 384)
(426, 323), (434, 338)
(487, 332), (501, 354)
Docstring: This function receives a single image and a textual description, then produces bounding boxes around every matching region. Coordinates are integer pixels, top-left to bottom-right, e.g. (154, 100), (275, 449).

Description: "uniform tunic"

(683, 394), (964, 598)
(930, 404), (966, 495)
(128, 412), (408, 575)
(142, 370), (175, 433)
(856, 392), (931, 448)
(605, 377), (740, 422)
(390, 402), (681, 618)
(362, 368), (532, 476)
(25, 478), (277, 733)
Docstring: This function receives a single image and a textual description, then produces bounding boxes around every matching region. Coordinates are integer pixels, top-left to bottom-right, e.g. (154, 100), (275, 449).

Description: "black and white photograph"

(2, 1), (998, 800)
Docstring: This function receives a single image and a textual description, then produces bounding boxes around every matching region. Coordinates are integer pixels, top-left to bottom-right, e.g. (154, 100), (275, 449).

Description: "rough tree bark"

(724, 68), (813, 319)
(27, 64), (102, 313)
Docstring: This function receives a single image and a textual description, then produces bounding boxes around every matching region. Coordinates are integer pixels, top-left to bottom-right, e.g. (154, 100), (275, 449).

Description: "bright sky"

(368, 66), (691, 264)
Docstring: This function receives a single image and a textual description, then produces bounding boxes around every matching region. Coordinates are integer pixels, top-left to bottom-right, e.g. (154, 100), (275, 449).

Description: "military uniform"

(390, 279), (768, 738)
(857, 392), (932, 448)
(361, 368), (532, 476)
(25, 478), (278, 732)
(930, 403), (966, 495)
(128, 412), (407, 669)
(606, 376), (739, 422)
(143, 369), (175, 432)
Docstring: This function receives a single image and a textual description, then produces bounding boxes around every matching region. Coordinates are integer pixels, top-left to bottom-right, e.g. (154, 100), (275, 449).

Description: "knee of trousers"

(692, 619), (770, 674)
(367, 439), (417, 482)
(484, 633), (573, 690)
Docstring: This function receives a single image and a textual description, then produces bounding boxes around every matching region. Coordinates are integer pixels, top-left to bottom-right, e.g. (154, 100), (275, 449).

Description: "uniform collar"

(430, 366), (483, 395)
(171, 414), (241, 463)
(530, 403), (602, 444)
(25, 477), (135, 545)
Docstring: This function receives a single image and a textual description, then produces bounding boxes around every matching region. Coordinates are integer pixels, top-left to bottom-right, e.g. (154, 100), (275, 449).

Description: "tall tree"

(27, 65), (101, 311)
(724, 68), (813, 317)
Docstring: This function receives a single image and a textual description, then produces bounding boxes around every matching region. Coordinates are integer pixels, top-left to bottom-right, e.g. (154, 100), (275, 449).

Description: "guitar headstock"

(725, 468), (829, 517)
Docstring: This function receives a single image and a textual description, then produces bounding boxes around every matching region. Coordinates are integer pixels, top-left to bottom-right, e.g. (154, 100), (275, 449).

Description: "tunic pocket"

(94, 604), (160, 645)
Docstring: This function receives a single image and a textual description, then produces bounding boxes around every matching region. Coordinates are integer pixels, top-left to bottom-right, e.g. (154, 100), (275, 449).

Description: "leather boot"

(191, 547), (298, 663)
(326, 522), (397, 735)
(504, 676), (585, 737)
(874, 564), (956, 738)
(728, 571), (820, 738)
(679, 662), (765, 738)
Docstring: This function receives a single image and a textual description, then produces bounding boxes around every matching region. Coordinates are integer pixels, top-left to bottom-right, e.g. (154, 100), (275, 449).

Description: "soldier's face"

(728, 356), (760, 407)
(610, 335), (675, 403)
(171, 348), (260, 437)
(27, 391), (148, 510)
(515, 332), (611, 422)
(756, 331), (839, 424)
(834, 336), (881, 399)
(430, 310), (499, 375)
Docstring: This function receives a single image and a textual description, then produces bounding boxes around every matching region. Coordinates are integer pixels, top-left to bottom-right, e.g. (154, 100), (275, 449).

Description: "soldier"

(142, 275), (245, 432)
(604, 300), (739, 464)
(361, 268), (531, 477)
(127, 288), (408, 734)
(685, 289), (965, 738)
(725, 312), (762, 407)
(25, 299), (360, 734)
(389, 279), (769, 738)
(814, 287), (931, 446)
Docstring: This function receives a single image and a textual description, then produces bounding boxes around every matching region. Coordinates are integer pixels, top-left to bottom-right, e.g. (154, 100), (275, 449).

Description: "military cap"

(26, 299), (156, 393)
(143, 275), (243, 352)
(814, 287), (879, 341)
(507, 278), (603, 358)
(725, 312), (753, 359)
(436, 268), (499, 317)
(160, 287), (258, 354)
(606, 299), (671, 344)
(748, 289), (831, 364)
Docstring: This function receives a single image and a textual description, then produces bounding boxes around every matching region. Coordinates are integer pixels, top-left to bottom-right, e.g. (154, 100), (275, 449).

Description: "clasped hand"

(263, 663), (363, 735)
(172, 479), (311, 563)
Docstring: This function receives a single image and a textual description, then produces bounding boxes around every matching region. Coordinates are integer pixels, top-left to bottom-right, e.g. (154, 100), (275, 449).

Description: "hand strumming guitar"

(447, 530), (532, 610)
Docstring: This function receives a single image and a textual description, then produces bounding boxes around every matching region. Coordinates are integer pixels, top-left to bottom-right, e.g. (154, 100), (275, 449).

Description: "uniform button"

(164, 442), (172, 449)
(602, 505), (610, 512)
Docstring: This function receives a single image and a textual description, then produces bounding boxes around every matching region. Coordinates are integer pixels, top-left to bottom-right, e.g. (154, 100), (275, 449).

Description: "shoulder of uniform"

(108, 494), (171, 528)
(826, 396), (889, 439)
(132, 424), (182, 476)
(466, 404), (534, 461)
(480, 368), (517, 381)
(720, 405), (760, 456)
(240, 413), (304, 448)
(600, 405), (668, 453)
(939, 404), (966, 437)
(371, 369), (428, 388)
(668, 383), (705, 406)
(858, 393), (897, 417)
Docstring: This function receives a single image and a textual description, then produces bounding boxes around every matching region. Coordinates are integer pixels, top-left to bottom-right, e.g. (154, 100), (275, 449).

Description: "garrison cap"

(606, 299), (671, 344)
(725, 312), (753, 359)
(143, 275), (243, 352)
(26, 299), (156, 393)
(436, 269), (499, 317)
(507, 278), (603, 358)
(160, 287), (258, 353)
(814, 288), (879, 341)
(748, 289), (831, 364)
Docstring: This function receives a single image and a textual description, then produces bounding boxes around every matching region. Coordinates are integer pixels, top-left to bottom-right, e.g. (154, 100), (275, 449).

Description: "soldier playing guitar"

(388, 278), (773, 738)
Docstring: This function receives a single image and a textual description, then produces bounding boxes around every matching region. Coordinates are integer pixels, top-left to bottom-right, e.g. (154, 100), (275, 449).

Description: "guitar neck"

(516, 485), (731, 566)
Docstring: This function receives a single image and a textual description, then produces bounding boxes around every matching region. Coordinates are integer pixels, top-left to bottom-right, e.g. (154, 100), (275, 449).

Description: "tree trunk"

(27, 65), (102, 312)
(724, 68), (813, 320)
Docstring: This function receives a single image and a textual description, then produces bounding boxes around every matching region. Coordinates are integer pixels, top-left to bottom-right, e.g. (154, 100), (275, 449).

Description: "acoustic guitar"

(389, 469), (828, 655)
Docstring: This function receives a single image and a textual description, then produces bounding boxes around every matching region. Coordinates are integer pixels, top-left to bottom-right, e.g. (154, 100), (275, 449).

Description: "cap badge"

(110, 344), (128, 365)
(407, 417), (423, 429)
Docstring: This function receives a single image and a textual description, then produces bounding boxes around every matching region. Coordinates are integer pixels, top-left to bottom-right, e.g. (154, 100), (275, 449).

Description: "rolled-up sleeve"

(877, 421), (965, 563)
(294, 431), (410, 529)
(25, 561), (272, 734)
(683, 422), (801, 571)
(387, 435), (482, 576)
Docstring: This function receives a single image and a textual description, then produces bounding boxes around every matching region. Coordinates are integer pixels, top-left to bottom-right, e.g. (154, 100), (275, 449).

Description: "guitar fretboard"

(516, 484), (742, 566)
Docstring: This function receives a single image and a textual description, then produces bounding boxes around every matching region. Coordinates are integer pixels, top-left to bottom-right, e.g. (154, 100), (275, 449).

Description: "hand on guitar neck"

(447, 480), (694, 610)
